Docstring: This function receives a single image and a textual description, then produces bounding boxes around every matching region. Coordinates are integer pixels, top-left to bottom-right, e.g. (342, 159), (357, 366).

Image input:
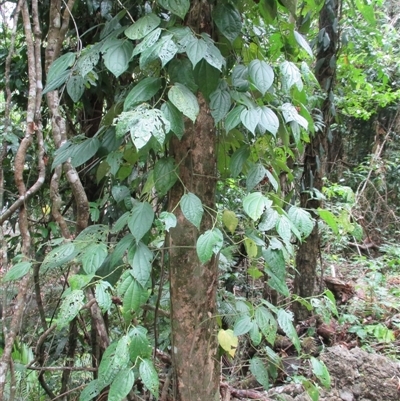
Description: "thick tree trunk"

(294, 0), (339, 321)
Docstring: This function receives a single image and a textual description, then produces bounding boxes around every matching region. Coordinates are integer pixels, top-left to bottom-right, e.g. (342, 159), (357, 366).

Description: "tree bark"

(167, 3), (220, 399)
(294, 0), (339, 322)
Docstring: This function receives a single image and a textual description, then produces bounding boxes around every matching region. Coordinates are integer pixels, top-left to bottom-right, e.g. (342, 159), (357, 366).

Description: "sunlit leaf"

(248, 59), (274, 95)
(196, 228), (223, 263)
(168, 83), (199, 122)
(180, 192), (204, 229)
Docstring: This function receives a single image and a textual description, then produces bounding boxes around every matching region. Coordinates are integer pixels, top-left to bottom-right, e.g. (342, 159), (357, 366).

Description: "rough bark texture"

(168, 94), (219, 400)
(294, 0), (339, 322)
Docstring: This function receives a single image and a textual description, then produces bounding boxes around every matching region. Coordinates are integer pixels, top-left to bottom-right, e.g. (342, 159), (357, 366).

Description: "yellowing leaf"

(244, 237), (258, 258)
(222, 210), (238, 234)
(218, 329), (238, 357)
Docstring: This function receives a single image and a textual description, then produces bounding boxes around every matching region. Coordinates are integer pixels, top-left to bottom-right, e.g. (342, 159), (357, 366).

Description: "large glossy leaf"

(124, 13), (161, 40)
(168, 83), (199, 122)
(248, 60), (274, 95)
(240, 107), (261, 134)
(158, 0), (189, 19)
(3, 261), (31, 282)
(185, 36), (207, 68)
(180, 192), (204, 229)
(108, 368), (135, 401)
(213, 3), (242, 43)
(243, 192), (272, 221)
(196, 228), (223, 263)
(258, 106), (279, 137)
(280, 61), (303, 91)
(154, 157), (178, 196)
(139, 359), (159, 398)
(103, 40), (133, 77)
(210, 88), (231, 124)
(123, 77), (162, 111)
(128, 202), (154, 242)
(131, 242), (153, 286)
(288, 206), (315, 238)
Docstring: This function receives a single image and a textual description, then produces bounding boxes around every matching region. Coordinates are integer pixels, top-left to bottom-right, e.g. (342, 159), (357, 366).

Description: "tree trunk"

(294, 0), (339, 321)
(167, 3), (220, 399)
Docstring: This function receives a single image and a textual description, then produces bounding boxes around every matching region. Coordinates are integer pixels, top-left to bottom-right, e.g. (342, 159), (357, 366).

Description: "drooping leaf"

(210, 88), (231, 124)
(108, 368), (135, 401)
(139, 359), (159, 398)
(294, 31), (314, 58)
(103, 40), (133, 77)
(123, 77), (162, 111)
(277, 309), (300, 352)
(288, 206), (315, 238)
(158, 211), (177, 232)
(158, 0), (189, 19)
(318, 208), (338, 234)
(248, 59), (274, 95)
(258, 106), (279, 137)
(43, 53), (75, 94)
(131, 242), (153, 287)
(249, 357), (269, 390)
(185, 36), (207, 68)
(240, 107), (261, 134)
(3, 261), (32, 282)
(218, 329), (238, 357)
(196, 228), (224, 263)
(311, 357), (331, 389)
(128, 202), (154, 242)
(161, 101), (185, 139)
(95, 281), (112, 312)
(67, 75), (85, 102)
(154, 157), (178, 196)
(213, 3), (242, 43)
(193, 59), (220, 100)
(243, 192), (272, 221)
(246, 164), (266, 191)
(280, 61), (303, 91)
(168, 83), (199, 122)
(202, 34), (225, 71)
(225, 105), (245, 132)
(124, 13), (161, 40)
(180, 192), (204, 229)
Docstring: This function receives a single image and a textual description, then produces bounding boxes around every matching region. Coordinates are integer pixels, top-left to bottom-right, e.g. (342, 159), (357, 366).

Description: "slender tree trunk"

(167, 4), (219, 398)
(294, 0), (339, 321)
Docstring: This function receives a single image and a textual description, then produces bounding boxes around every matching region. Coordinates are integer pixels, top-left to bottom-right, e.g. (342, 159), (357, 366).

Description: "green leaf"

(193, 59), (220, 101)
(128, 202), (154, 242)
(213, 3), (242, 43)
(154, 157), (178, 196)
(243, 192), (272, 221)
(111, 185), (130, 203)
(139, 359), (159, 398)
(124, 77), (162, 111)
(3, 261), (31, 282)
(57, 290), (85, 328)
(222, 210), (238, 234)
(246, 164), (266, 191)
(249, 321), (262, 346)
(158, 0), (189, 19)
(168, 83), (199, 122)
(248, 60), (274, 95)
(277, 309), (300, 352)
(124, 13), (161, 40)
(180, 192), (204, 229)
(234, 314), (252, 336)
(210, 88), (231, 124)
(41, 242), (78, 272)
(294, 31), (313, 58)
(318, 208), (338, 234)
(95, 281), (112, 312)
(132, 28), (161, 57)
(168, 58), (198, 93)
(129, 326), (152, 363)
(76, 45), (101, 77)
(249, 357), (269, 390)
(196, 228), (223, 264)
(131, 242), (153, 286)
(303, 379), (319, 401)
(258, 106), (279, 137)
(281, 103), (308, 129)
(202, 37), (225, 71)
(154, 34), (178, 67)
(185, 36), (207, 68)
(225, 105), (245, 132)
(280, 61), (303, 91)
(232, 65), (249, 91)
(288, 206), (314, 238)
(230, 145), (250, 178)
(79, 379), (101, 401)
(161, 101), (185, 139)
(311, 357), (331, 389)
(276, 215), (293, 244)
(67, 75), (85, 102)
(240, 107), (260, 134)
(108, 368), (135, 401)
(159, 211), (177, 232)
(82, 243), (108, 274)
(122, 276), (148, 317)
(263, 247), (289, 297)
(218, 329), (238, 357)
(103, 40), (133, 77)
(43, 53), (75, 93)
(259, 208), (279, 232)
(255, 306), (277, 345)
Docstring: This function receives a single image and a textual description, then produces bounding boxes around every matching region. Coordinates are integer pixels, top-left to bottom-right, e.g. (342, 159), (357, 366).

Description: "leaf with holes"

(67, 75), (85, 102)
(123, 77), (162, 111)
(95, 281), (112, 312)
(202, 37), (225, 71)
(168, 83), (199, 122)
(128, 202), (154, 242)
(41, 242), (78, 272)
(155, 34), (178, 67)
(255, 306), (277, 345)
(79, 379), (101, 401)
(248, 60), (274, 95)
(180, 193), (204, 229)
(243, 192), (272, 221)
(139, 359), (159, 398)
(196, 228), (223, 264)
(240, 107), (260, 134)
(124, 13), (161, 40)
(213, 2), (242, 43)
(132, 28), (161, 57)
(57, 290), (85, 328)
(154, 157), (178, 196)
